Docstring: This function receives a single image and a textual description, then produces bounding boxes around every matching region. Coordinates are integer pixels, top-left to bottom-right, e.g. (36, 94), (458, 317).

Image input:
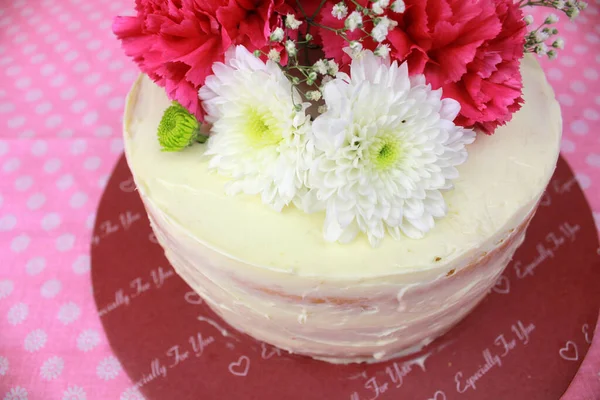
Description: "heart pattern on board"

(492, 275), (511, 294)
(427, 390), (447, 400)
(559, 341), (579, 361)
(228, 355), (250, 377)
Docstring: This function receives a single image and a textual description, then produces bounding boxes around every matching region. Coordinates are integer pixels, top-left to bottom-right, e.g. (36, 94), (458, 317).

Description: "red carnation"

(113, 0), (285, 120)
(316, 0), (526, 134)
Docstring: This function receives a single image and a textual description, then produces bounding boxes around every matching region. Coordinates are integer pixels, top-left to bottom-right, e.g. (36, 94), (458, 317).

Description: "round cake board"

(91, 155), (600, 400)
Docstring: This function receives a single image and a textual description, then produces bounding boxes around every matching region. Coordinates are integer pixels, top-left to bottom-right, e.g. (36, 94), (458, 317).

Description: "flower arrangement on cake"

(114, 0), (584, 247)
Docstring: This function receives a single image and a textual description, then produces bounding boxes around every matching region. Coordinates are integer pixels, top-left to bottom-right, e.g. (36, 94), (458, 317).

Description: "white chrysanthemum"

(4, 386), (27, 400)
(62, 386), (86, 400)
(0, 356), (8, 376)
(304, 52), (475, 246)
(199, 46), (313, 212)
(97, 356), (121, 380)
(77, 329), (100, 352)
(40, 356), (64, 381)
(24, 329), (47, 352)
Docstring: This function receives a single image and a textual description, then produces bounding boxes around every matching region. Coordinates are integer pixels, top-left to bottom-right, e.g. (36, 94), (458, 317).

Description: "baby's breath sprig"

(523, 14), (564, 59)
(519, 0), (587, 59)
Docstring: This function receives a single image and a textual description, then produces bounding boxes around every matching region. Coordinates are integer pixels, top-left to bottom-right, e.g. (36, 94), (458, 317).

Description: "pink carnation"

(113, 0), (286, 120)
(317, 0), (526, 134)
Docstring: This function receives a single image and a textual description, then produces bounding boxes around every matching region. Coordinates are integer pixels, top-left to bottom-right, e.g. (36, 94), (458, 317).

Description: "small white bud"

(535, 43), (549, 55)
(524, 15), (534, 25)
(391, 0), (406, 13)
(285, 40), (297, 56)
(285, 14), (303, 30)
(270, 27), (285, 42)
(317, 105), (328, 114)
(345, 11), (363, 32)
(555, 0), (566, 10)
(374, 44), (391, 58)
(545, 13), (559, 24)
(306, 90), (322, 101)
(332, 2), (349, 20)
(327, 60), (339, 75)
(547, 49), (557, 60)
(372, 1), (385, 15)
(552, 38), (565, 49)
(267, 49), (281, 62)
(313, 59), (329, 75)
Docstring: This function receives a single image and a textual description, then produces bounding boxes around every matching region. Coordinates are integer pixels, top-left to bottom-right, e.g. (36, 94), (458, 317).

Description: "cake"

(114, 0), (576, 363)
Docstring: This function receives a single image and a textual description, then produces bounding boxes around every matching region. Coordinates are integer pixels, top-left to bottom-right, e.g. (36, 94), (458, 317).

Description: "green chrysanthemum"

(157, 102), (205, 152)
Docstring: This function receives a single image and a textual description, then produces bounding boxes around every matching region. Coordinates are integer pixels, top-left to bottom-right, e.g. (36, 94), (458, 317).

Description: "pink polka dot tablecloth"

(0, 0), (599, 399)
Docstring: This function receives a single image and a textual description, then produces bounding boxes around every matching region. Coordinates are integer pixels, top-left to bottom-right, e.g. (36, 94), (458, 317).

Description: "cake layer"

(123, 55), (561, 362)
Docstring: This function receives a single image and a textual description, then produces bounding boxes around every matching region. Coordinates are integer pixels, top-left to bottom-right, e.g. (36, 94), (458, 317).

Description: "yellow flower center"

(370, 134), (403, 170)
(244, 108), (282, 147)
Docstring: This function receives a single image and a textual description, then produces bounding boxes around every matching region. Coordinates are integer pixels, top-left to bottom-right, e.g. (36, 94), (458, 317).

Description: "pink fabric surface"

(0, 0), (598, 399)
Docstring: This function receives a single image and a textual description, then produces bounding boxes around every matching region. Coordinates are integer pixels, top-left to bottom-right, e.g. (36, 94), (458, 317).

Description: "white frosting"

(123, 55), (561, 363)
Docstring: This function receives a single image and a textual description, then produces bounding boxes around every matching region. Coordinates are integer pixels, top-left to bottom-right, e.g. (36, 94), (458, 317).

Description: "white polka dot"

(11, 234), (30, 253)
(15, 175), (33, 191)
(24, 329), (47, 352)
(83, 111), (98, 125)
(36, 102), (52, 114)
(60, 87), (77, 100)
(0, 140), (6, 155)
(86, 213), (95, 230)
(111, 138), (124, 154)
(84, 73), (101, 85)
(40, 64), (56, 76)
(56, 233), (75, 252)
(0, 214), (17, 231)
(70, 192), (87, 208)
(89, 11), (103, 20)
(31, 53), (46, 64)
(587, 153), (600, 168)
(27, 193), (46, 210)
(41, 279), (62, 298)
(97, 49), (112, 61)
(108, 97), (123, 110)
(584, 68), (599, 80)
(55, 41), (69, 52)
(71, 100), (87, 113)
(58, 13), (71, 22)
(45, 32), (59, 43)
(43, 212), (62, 232)
(7, 303), (28, 325)
(67, 21), (81, 31)
(96, 84), (112, 96)
(6, 65), (22, 76)
(13, 33), (27, 43)
(64, 50), (79, 62)
(87, 40), (102, 50)
(31, 140), (48, 156)
(547, 68), (562, 81)
(584, 108), (599, 121)
(50, 74), (66, 87)
(71, 139), (86, 154)
(586, 33), (600, 44)
(84, 156), (101, 170)
(46, 115), (62, 128)
(57, 302), (81, 325)
(8, 115), (26, 128)
(98, 175), (109, 188)
(77, 31), (91, 40)
(25, 88), (43, 101)
(576, 173), (591, 189)
(3, 157), (20, 173)
(38, 24), (51, 33)
(0, 55), (13, 65)
(22, 44), (36, 54)
(44, 158), (61, 173)
(26, 257), (46, 275)
(0, 102), (15, 113)
(95, 125), (113, 137)
(565, 22), (578, 32)
(57, 174), (74, 191)
(560, 138), (575, 153)
(571, 120), (589, 135)
(72, 255), (90, 275)
(57, 128), (73, 138)
(559, 56), (576, 67)
(99, 20), (111, 30)
(571, 81), (586, 93)
(15, 77), (30, 88)
(108, 60), (123, 71)
(120, 70), (136, 83)
(0, 280), (14, 299)
(19, 129), (35, 139)
(40, 356), (64, 380)
(73, 61), (89, 73)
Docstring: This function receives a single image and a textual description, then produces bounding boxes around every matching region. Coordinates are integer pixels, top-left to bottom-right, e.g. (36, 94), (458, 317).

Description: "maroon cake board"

(91, 155), (600, 400)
